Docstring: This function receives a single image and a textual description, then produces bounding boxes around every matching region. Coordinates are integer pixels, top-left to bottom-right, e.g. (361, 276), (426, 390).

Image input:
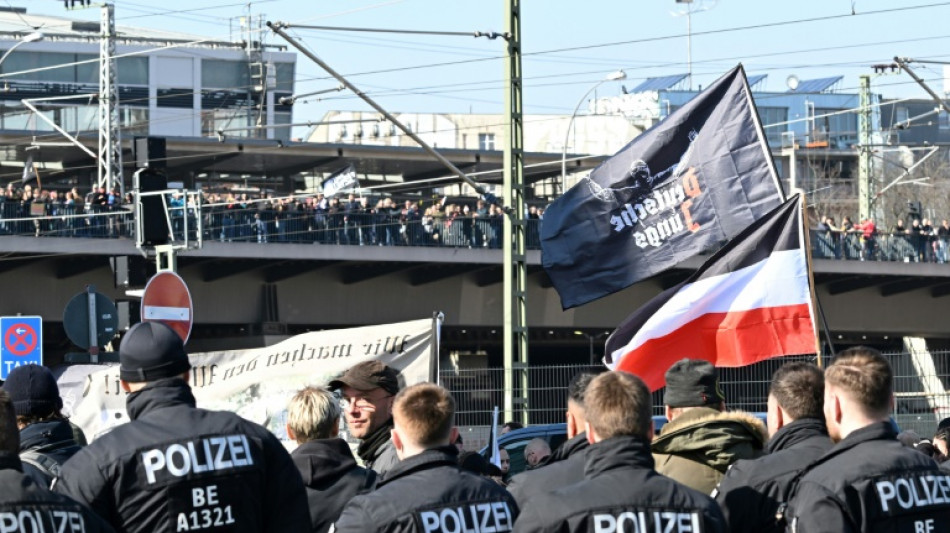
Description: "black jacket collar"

(19, 418), (77, 452)
(584, 435), (654, 478)
(126, 378), (197, 421)
(291, 438), (358, 487)
(814, 421), (895, 464)
(542, 432), (589, 466)
(767, 417), (828, 454)
(378, 445), (459, 487)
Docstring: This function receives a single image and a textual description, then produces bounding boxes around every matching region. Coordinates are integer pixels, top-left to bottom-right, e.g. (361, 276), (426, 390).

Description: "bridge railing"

(2, 200), (949, 264)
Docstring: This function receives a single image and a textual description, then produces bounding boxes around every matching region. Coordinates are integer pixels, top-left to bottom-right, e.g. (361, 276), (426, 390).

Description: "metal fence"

(3, 199), (949, 264)
(441, 351), (950, 451)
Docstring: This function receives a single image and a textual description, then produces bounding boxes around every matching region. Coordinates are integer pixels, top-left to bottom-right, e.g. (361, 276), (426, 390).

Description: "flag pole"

(797, 194), (834, 367)
(33, 160), (41, 191)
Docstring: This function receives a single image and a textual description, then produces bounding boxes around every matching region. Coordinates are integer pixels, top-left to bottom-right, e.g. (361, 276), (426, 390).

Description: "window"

(202, 60), (250, 90)
(757, 107), (789, 146)
(274, 62), (295, 93)
(896, 106), (909, 125)
(478, 133), (495, 151)
(814, 108), (858, 143)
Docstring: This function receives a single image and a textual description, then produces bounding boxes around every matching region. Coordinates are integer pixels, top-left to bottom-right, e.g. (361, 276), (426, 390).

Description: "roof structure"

(0, 7), (242, 48)
(747, 74), (768, 90)
(630, 74), (689, 93)
(787, 76), (843, 94)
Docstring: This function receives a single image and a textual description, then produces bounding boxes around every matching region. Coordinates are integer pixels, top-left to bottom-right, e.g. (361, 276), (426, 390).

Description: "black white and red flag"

(604, 195), (817, 391)
(541, 65), (783, 309)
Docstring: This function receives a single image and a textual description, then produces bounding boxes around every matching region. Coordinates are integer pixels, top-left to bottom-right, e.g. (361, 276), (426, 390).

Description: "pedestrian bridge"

(2, 221), (950, 364)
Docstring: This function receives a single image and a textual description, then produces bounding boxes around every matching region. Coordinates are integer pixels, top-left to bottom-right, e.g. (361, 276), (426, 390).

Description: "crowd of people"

(0, 183), (552, 248)
(814, 215), (950, 262)
(2, 321), (949, 531)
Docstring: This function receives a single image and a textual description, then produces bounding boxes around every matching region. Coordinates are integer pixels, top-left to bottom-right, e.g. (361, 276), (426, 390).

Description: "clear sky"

(16, 0), (950, 127)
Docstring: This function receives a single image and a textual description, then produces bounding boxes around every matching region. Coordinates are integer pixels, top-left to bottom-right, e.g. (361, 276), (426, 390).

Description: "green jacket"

(651, 407), (767, 495)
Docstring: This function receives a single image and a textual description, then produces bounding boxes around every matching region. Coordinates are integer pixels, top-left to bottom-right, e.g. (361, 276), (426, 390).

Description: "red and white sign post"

(141, 271), (193, 344)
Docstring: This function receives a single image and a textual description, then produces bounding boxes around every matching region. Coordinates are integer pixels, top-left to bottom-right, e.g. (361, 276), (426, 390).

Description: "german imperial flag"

(604, 195), (817, 391)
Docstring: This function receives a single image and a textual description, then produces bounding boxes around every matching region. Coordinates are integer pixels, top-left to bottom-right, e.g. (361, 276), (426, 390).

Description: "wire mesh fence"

(441, 350), (950, 451)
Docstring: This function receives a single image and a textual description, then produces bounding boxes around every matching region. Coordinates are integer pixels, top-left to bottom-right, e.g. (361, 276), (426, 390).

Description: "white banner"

(57, 318), (436, 441)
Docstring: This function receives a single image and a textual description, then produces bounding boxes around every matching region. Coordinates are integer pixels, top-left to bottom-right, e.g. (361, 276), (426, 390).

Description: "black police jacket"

(512, 435), (726, 533)
(507, 432), (589, 507)
(712, 417), (832, 533)
(291, 438), (376, 533)
(0, 452), (115, 533)
(19, 418), (82, 488)
(786, 421), (950, 532)
(334, 446), (519, 533)
(54, 378), (311, 533)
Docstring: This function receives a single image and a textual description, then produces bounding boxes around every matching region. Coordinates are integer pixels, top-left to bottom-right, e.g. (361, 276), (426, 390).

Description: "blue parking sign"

(1, 316), (42, 380)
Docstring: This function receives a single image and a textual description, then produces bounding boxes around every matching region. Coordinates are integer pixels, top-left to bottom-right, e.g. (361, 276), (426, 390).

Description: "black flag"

(22, 154), (36, 185)
(541, 65), (783, 309)
(321, 164), (358, 198)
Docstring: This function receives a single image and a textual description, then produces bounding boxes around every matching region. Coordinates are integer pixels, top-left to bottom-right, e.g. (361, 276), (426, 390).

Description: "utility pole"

(98, 3), (122, 193)
(503, 0), (529, 426)
(858, 74), (872, 221)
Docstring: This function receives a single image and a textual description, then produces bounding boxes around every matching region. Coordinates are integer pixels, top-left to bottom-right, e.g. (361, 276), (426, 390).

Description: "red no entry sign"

(141, 271), (193, 344)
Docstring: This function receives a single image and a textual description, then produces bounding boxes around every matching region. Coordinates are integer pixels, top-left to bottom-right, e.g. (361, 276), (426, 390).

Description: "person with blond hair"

(334, 383), (518, 533)
(786, 347), (950, 531)
(286, 386), (376, 533)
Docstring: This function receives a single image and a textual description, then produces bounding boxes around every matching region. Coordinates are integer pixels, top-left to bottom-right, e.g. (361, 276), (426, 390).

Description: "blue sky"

(19, 0), (950, 125)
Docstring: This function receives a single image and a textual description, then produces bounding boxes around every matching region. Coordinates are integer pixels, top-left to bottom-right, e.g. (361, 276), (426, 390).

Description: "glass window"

(1, 51), (79, 83)
(118, 56), (149, 85)
(202, 60), (249, 90)
(815, 107), (858, 144)
(478, 133), (495, 151)
(274, 62), (294, 93)
(757, 107), (788, 146)
(75, 54), (97, 84)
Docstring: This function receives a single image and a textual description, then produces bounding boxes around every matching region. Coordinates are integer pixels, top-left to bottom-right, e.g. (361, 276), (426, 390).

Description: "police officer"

(508, 371), (596, 507)
(513, 371), (725, 533)
(333, 383), (518, 532)
(786, 347), (950, 531)
(54, 322), (311, 533)
(286, 386), (376, 533)
(712, 362), (832, 533)
(0, 390), (115, 533)
(328, 360), (401, 476)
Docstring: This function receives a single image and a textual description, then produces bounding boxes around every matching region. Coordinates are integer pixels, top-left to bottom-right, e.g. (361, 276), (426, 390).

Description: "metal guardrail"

(2, 200), (950, 264)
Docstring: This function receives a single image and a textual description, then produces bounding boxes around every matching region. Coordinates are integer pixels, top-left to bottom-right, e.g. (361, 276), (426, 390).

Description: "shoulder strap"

(359, 468), (377, 493)
(20, 449), (62, 480)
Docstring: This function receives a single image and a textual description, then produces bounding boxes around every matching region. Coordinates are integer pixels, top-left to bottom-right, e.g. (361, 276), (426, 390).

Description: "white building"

(0, 6), (296, 140)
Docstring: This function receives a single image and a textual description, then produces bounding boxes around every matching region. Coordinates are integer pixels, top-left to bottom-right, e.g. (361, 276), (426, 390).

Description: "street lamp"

(574, 330), (611, 366)
(0, 32), (45, 67)
(561, 70), (626, 193)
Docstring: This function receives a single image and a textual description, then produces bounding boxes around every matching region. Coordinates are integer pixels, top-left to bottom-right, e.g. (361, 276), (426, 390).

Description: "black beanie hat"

(664, 359), (725, 408)
(119, 322), (191, 382)
(2, 364), (63, 417)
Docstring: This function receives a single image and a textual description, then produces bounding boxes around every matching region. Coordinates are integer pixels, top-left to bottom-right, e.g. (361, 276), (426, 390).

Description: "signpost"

(0, 316), (42, 379)
(141, 271), (193, 343)
(63, 285), (118, 363)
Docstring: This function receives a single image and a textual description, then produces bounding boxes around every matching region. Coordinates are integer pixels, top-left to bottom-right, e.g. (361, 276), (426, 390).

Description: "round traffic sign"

(141, 271), (193, 344)
(4, 323), (37, 356)
(63, 291), (119, 350)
